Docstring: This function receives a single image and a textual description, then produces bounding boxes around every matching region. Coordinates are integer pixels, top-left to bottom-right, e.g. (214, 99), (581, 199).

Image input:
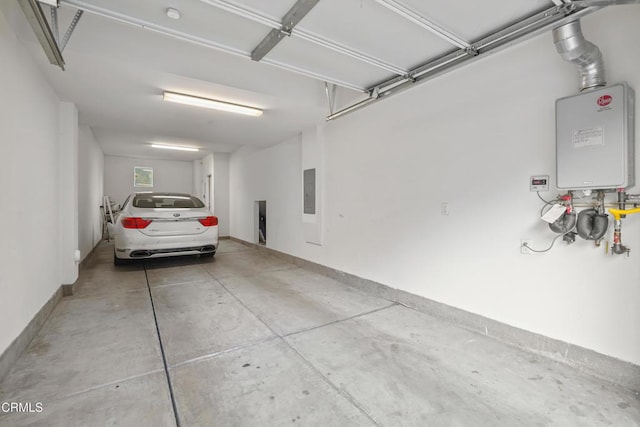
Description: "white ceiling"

(5, 0), (564, 161)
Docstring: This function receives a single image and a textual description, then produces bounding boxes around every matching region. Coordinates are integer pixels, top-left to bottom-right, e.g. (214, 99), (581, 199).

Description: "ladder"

(102, 196), (116, 240)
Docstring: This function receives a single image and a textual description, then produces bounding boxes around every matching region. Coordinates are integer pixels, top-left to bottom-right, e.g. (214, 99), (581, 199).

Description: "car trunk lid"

(133, 209), (210, 237)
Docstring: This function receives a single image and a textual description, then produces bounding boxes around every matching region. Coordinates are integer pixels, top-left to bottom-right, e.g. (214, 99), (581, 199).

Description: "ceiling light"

(151, 144), (199, 152)
(163, 91), (263, 117)
(166, 8), (181, 20)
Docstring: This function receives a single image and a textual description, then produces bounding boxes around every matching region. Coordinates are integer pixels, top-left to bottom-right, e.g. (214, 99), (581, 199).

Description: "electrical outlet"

(521, 239), (533, 254)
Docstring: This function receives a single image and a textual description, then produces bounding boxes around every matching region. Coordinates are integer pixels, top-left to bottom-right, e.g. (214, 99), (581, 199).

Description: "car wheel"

(114, 250), (130, 266)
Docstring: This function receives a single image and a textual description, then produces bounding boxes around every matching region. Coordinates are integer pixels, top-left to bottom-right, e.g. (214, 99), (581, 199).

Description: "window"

(132, 194), (205, 209)
(134, 167), (153, 187)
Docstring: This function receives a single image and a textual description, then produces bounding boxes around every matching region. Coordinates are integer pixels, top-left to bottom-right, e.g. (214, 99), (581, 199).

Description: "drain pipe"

(553, 20), (606, 91)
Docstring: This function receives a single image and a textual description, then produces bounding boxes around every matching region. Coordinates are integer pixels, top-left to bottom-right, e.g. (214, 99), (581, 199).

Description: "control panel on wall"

(530, 175), (549, 192)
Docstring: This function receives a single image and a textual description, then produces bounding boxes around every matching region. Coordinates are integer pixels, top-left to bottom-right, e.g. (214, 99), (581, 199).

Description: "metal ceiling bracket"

(49, 5), (59, 43)
(251, 28), (289, 61)
(250, 0), (320, 61)
(60, 9), (83, 51)
(324, 82), (337, 115)
(464, 46), (479, 57)
(280, 0), (320, 31)
(17, 0), (65, 69)
(327, 3), (608, 121)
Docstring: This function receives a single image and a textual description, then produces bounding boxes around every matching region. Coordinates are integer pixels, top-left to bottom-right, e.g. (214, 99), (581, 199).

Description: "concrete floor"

(0, 240), (638, 426)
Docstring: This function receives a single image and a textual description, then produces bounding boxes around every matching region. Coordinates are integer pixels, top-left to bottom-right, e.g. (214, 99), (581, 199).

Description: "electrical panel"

(303, 168), (316, 214)
(556, 83), (635, 190)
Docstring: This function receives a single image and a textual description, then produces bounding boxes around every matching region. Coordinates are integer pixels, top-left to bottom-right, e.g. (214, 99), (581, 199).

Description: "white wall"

(78, 126), (104, 261)
(200, 154), (214, 210)
(193, 153), (229, 236)
(0, 8), (63, 354)
(193, 159), (202, 204)
(59, 103), (79, 285)
(104, 155), (193, 205)
(214, 153), (230, 237)
(230, 6), (640, 365)
(230, 139), (304, 248)
(301, 127), (324, 245)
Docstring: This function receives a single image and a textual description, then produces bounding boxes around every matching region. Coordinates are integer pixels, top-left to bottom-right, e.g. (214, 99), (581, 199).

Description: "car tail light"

(198, 216), (218, 227)
(121, 217), (152, 229)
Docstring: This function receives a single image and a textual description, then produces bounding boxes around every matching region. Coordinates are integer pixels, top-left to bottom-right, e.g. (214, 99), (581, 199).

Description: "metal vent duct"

(553, 20), (605, 91)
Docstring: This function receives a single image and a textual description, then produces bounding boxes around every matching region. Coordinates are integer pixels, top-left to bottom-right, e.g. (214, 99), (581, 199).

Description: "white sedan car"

(113, 192), (218, 265)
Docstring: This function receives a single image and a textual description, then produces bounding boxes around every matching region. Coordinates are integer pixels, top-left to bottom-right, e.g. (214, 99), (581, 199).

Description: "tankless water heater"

(556, 83), (635, 190)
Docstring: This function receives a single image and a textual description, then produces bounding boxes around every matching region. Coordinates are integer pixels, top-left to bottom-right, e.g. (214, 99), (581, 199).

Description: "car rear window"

(133, 195), (205, 209)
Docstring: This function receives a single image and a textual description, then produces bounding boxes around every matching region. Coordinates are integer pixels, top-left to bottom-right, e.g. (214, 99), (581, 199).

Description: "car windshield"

(132, 194), (205, 209)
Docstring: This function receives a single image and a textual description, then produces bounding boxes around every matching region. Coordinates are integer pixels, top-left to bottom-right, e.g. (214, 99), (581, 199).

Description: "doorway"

(255, 200), (266, 245)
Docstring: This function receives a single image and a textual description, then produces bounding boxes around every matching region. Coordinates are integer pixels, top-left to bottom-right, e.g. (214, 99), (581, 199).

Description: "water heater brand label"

(572, 127), (603, 148)
(597, 95), (612, 107)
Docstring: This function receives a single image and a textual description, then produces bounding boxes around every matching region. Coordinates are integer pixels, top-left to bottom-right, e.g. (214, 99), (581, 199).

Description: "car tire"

(114, 251), (130, 266)
(201, 251), (216, 259)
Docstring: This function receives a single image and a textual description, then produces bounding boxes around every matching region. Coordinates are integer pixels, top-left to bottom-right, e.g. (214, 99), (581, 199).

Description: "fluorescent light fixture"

(163, 91), (263, 117)
(151, 144), (199, 152)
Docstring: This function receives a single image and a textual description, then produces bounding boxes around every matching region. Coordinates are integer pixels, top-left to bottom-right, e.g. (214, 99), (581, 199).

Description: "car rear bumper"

(114, 229), (218, 259)
(117, 245), (216, 259)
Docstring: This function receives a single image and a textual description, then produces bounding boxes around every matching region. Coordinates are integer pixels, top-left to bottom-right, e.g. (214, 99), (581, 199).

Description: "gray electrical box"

(556, 83), (635, 190)
(303, 168), (316, 214)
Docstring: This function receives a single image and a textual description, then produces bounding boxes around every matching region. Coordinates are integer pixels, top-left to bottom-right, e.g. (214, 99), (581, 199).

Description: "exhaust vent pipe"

(130, 251), (151, 258)
(553, 20), (605, 92)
